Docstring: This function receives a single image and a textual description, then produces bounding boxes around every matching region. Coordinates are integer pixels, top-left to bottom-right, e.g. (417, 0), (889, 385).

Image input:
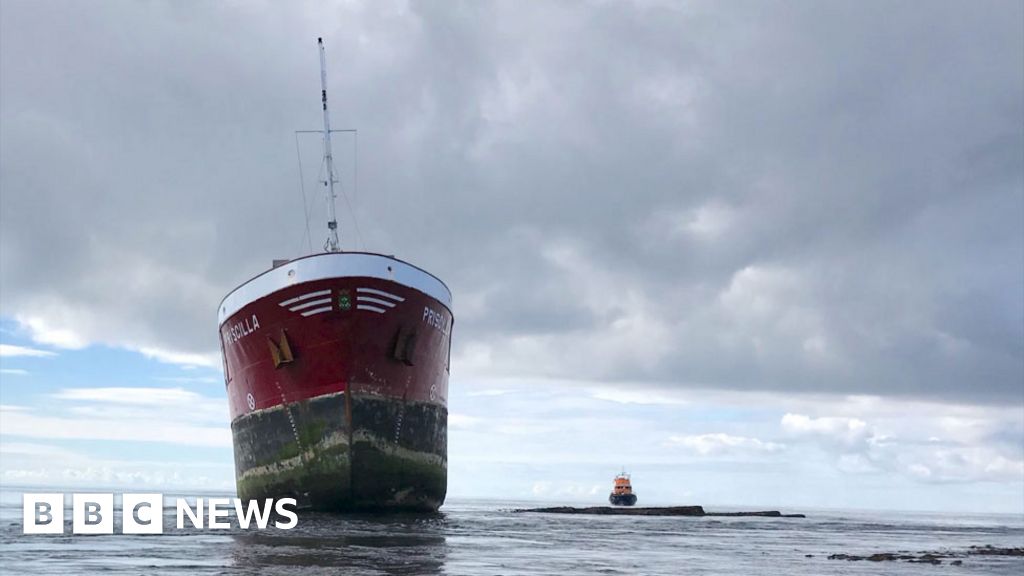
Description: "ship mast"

(318, 37), (341, 253)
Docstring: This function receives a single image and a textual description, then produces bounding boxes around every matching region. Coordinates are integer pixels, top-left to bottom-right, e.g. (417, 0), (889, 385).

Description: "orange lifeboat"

(609, 471), (637, 506)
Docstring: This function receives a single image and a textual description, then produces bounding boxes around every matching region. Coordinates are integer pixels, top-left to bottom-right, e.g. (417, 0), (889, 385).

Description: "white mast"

(318, 37), (341, 253)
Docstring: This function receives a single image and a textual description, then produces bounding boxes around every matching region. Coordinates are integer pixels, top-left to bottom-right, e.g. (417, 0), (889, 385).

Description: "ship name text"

(223, 314), (261, 345)
(423, 306), (450, 335)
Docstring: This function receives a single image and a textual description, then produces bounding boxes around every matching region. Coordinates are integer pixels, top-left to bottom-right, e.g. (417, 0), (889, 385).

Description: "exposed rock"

(908, 554), (942, 565)
(516, 505), (706, 516)
(706, 510), (806, 518)
(513, 506), (805, 518)
(828, 546), (1024, 565)
(969, 545), (1024, 557)
(829, 552), (936, 563)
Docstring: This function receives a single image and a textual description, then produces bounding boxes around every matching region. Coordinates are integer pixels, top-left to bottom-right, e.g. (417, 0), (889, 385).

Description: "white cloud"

(14, 316), (87, 349)
(779, 411), (1024, 485)
(45, 386), (227, 425)
(910, 446), (1024, 484)
(530, 481), (551, 496)
(666, 433), (784, 456)
(13, 314), (221, 369)
(0, 368), (29, 375)
(0, 405), (231, 447)
(1, 387), (230, 447)
(137, 346), (220, 369)
(466, 389), (513, 397)
(0, 442), (80, 458)
(154, 375), (221, 385)
(718, 266), (801, 321)
(781, 412), (868, 435)
(529, 480), (603, 500)
(0, 440), (233, 490)
(837, 453), (878, 474)
(984, 455), (1024, 478)
(52, 386), (203, 406)
(677, 201), (735, 239)
(448, 413), (482, 430)
(456, 241), (677, 381)
(0, 343), (56, 357)
(589, 387), (690, 406)
(781, 413), (870, 449)
(2, 469), (50, 482)
(908, 463), (932, 479)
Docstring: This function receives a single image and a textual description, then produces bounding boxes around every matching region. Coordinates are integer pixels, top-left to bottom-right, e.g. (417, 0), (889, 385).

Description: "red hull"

(218, 253), (452, 510)
(221, 277), (451, 418)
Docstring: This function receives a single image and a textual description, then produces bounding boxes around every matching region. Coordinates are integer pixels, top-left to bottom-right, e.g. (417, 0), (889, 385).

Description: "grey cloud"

(1, 0), (1021, 401)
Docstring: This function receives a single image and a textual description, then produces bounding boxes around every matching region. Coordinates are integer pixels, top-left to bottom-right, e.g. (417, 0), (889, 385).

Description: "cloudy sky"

(1, 0), (1021, 513)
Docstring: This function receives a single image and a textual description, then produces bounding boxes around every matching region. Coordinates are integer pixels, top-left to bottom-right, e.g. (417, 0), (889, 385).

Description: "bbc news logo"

(23, 493), (298, 534)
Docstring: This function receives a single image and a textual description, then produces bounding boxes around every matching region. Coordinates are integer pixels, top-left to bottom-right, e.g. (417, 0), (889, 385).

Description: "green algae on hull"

(231, 392), (447, 511)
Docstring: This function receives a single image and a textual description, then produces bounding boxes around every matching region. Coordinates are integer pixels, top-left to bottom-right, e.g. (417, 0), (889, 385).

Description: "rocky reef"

(514, 506), (805, 518)
(828, 545), (1024, 566)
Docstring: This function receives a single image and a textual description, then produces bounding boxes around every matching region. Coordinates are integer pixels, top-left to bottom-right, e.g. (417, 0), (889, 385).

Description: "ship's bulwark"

(219, 253), (453, 512)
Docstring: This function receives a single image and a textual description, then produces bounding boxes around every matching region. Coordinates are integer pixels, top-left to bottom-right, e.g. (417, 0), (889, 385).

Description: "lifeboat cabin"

(609, 472), (637, 506)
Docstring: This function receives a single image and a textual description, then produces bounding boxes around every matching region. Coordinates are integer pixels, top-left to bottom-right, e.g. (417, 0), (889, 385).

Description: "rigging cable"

(294, 132), (314, 254)
(338, 132), (364, 251)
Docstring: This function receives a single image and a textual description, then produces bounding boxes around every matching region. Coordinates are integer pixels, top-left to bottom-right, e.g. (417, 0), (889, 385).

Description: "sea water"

(1, 488), (1021, 575)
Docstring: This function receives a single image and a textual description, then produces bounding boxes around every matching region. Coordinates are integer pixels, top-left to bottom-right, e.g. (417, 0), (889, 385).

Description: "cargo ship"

(609, 472), (637, 506)
(217, 39), (452, 512)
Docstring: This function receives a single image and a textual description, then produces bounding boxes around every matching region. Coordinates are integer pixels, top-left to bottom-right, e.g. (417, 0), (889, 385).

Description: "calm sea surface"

(1, 489), (1022, 575)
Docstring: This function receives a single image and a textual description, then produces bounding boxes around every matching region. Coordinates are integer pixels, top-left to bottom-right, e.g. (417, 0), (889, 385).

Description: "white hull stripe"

(357, 296), (396, 308)
(288, 297), (332, 312)
(357, 304), (387, 314)
(279, 290), (332, 307)
(357, 287), (405, 302)
(300, 306), (333, 317)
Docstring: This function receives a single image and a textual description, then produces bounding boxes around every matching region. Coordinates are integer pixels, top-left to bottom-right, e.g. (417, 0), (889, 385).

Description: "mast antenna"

(318, 37), (341, 252)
